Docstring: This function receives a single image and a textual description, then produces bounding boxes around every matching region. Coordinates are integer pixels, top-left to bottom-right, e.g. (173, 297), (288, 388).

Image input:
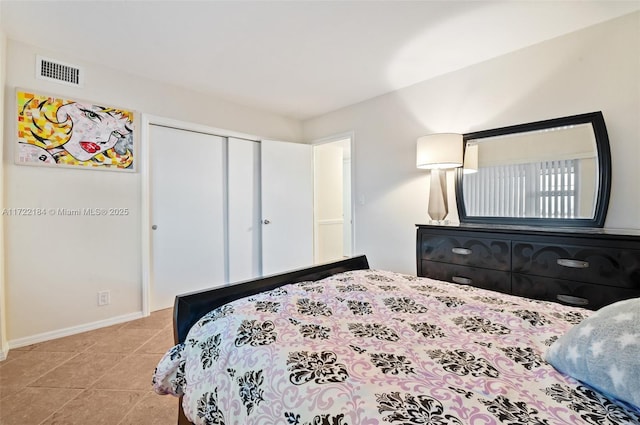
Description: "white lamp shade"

(416, 133), (463, 169)
(463, 143), (478, 174)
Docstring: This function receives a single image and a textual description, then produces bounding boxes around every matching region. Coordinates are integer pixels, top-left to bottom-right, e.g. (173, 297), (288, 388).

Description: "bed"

(153, 255), (640, 425)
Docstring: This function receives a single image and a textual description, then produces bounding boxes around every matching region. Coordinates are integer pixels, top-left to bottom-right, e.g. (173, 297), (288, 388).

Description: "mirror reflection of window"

(462, 123), (599, 219)
(464, 159), (579, 218)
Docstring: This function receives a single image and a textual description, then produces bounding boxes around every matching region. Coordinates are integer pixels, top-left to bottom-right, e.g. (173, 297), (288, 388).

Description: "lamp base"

(427, 169), (448, 222)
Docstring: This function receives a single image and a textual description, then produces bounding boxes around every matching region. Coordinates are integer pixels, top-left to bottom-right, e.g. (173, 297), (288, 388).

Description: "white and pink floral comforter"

(153, 269), (640, 425)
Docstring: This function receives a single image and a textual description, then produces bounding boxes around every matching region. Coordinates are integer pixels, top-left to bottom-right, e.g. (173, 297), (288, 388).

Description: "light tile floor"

(0, 309), (179, 425)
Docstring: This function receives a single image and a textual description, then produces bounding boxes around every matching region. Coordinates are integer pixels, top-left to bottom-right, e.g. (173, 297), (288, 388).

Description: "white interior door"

(343, 156), (353, 256)
(228, 137), (261, 282)
(261, 140), (313, 275)
(149, 125), (226, 311)
(313, 138), (353, 263)
(314, 143), (344, 263)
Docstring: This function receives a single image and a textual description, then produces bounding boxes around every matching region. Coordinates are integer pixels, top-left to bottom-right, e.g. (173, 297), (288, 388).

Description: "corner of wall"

(0, 27), (8, 360)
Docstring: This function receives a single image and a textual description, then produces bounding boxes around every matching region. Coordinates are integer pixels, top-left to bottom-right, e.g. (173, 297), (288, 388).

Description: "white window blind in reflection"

(464, 160), (578, 218)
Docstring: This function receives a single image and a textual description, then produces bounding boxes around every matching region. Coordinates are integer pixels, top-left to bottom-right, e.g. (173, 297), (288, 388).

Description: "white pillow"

(545, 297), (640, 409)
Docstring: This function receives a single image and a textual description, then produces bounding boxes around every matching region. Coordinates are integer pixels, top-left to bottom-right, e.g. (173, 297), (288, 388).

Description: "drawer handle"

(557, 259), (590, 269)
(452, 276), (472, 285)
(556, 294), (589, 306)
(452, 247), (472, 256)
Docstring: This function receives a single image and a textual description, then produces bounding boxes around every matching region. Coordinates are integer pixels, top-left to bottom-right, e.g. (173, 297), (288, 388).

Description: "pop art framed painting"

(16, 89), (135, 171)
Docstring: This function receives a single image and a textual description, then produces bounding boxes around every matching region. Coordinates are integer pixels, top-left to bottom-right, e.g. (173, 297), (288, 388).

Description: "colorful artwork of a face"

(16, 91), (135, 170)
(56, 103), (133, 162)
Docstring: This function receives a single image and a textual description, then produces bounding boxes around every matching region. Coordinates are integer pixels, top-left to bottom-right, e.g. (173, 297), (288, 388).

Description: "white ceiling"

(2, 1), (639, 120)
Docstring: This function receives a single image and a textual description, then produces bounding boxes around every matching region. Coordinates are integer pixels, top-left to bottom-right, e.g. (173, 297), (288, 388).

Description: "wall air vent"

(36, 56), (84, 87)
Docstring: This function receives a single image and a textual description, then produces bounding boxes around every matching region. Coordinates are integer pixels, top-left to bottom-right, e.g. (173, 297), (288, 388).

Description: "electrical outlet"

(97, 290), (110, 306)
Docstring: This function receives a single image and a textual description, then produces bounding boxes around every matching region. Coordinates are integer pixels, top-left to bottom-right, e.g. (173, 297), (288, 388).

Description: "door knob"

(151, 225), (158, 230)
(263, 219), (271, 224)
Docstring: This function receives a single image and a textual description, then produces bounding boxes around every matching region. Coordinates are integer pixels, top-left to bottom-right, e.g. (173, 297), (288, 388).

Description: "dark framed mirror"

(455, 112), (611, 227)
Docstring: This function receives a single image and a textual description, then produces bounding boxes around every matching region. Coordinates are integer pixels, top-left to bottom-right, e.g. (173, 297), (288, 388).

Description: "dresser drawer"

(512, 242), (640, 289)
(419, 233), (510, 271)
(421, 260), (511, 294)
(512, 273), (640, 310)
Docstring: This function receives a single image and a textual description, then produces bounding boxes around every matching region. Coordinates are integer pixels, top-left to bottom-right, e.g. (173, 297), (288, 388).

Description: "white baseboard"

(7, 311), (146, 350)
(0, 348), (6, 361)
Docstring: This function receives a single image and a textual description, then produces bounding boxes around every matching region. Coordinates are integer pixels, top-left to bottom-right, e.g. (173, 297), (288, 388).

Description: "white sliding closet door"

(261, 140), (313, 275)
(228, 138), (261, 282)
(149, 125), (226, 311)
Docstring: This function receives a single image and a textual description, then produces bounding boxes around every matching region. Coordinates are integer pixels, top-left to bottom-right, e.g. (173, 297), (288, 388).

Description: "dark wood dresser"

(416, 224), (640, 310)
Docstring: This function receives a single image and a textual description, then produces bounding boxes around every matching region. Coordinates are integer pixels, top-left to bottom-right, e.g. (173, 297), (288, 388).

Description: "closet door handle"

(452, 276), (472, 285)
(452, 247), (472, 256)
(556, 294), (589, 306)
(263, 219), (271, 225)
(557, 259), (589, 269)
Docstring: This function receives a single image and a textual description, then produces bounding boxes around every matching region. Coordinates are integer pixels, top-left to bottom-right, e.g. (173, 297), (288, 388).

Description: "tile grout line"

(21, 350), (85, 389)
(134, 326), (168, 352)
(35, 387), (85, 425)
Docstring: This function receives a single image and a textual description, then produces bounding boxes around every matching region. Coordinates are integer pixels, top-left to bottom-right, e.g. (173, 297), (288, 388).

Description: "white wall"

(303, 12), (640, 274)
(2, 39), (302, 345)
(0, 19), (7, 360)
